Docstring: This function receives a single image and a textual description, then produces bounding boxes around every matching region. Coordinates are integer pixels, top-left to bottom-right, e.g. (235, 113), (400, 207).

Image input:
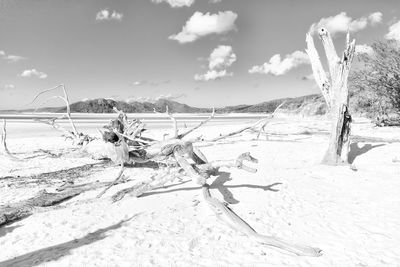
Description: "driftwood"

(154, 106), (178, 138)
(98, 108), (322, 256)
(29, 84), (94, 145)
(96, 164), (125, 198)
(0, 189), (82, 226)
(306, 29), (356, 165)
(0, 119), (20, 160)
(177, 108), (215, 139)
(208, 102), (285, 142)
(0, 167), (129, 226)
(202, 185), (322, 256)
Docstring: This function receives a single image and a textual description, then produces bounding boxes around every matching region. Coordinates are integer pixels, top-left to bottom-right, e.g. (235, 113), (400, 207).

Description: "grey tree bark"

(306, 28), (356, 165)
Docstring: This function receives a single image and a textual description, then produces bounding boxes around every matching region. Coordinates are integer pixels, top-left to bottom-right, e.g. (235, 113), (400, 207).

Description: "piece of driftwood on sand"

(96, 108), (322, 257)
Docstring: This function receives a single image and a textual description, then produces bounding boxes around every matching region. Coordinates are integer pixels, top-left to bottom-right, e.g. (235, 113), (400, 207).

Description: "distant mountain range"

(1, 94), (327, 115)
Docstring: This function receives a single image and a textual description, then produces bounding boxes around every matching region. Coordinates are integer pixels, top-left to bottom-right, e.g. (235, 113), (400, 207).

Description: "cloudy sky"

(0, 0), (399, 109)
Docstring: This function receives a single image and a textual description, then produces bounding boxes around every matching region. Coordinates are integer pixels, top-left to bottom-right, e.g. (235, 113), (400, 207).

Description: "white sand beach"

(1, 116), (400, 266)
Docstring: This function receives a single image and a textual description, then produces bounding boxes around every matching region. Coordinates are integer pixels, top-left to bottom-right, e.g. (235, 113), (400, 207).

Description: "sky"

(0, 0), (399, 109)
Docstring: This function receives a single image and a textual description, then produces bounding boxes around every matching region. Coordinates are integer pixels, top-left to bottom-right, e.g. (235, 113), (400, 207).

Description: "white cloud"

(96, 9), (123, 21)
(194, 45), (237, 81)
(208, 45), (236, 69)
(151, 0), (194, 7)
(1, 84), (15, 90)
(126, 93), (186, 103)
(4, 55), (26, 63)
(385, 20), (400, 41)
(355, 44), (374, 55)
(249, 51), (309, 76)
(131, 80), (170, 87)
(194, 70), (232, 81)
(0, 50), (26, 63)
(169, 11), (238, 43)
(20, 69), (48, 79)
(309, 11), (383, 36)
(368, 12), (383, 25)
(155, 93), (186, 101)
(210, 0), (222, 3)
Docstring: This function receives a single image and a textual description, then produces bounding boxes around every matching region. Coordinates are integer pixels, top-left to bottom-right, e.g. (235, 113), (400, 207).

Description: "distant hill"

(1, 94), (327, 115)
(218, 94), (326, 115)
(55, 98), (212, 113)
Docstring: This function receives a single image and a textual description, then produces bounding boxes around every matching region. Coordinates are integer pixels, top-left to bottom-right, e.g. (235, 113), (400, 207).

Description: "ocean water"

(1, 113), (268, 138)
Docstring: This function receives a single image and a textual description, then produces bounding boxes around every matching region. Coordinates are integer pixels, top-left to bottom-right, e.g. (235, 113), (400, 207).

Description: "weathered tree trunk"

(0, 180), (122, 226)
(306, 28), (356, 165)
(0, 189), (82, 226)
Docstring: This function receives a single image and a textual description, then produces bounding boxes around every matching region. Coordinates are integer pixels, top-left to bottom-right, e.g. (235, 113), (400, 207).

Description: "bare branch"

(33, 96), (68, 113)
(177, 108), (215, 139)
(34, 118), (75, 140)
(257, 100), (286, 139)
(154, 105), (178, 138)
(318, 28), (340, 82)
(197, 152), (258, 173)
(207, 105), (281, 142)
(201, 184), (322, 256)
(29, 84), (78, 136)
(306, 33), (331, 108)
(1, 119), (21, 160)
(96, 164), (125, 198)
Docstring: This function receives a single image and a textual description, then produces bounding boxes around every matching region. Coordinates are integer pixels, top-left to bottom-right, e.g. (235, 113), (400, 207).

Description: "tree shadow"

(211, 172), (281, 204)
(0, 225), (20, 238)
(0, 216), (136, 267)
(348, 142), (385, 164)
(141, 171), (281, 204)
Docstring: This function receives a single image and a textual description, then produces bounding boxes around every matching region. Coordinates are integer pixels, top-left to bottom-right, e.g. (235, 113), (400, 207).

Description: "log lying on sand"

(0, 189), (82, 226)
(0, 179), (124, 226)
(202, 185), (323, 257)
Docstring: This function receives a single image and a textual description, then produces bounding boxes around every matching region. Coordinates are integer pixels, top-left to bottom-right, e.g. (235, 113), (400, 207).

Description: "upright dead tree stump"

(306, 28), (356, 165)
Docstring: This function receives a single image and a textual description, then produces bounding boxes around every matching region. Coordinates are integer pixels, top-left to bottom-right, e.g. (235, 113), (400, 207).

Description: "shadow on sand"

(0, 225), (21, 239)
(0, 216), (136, 267)
(141, 171), (282, 204)
(348, 142), (385, 164)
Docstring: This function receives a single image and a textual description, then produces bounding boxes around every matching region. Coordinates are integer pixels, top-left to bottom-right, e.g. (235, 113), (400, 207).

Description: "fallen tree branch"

(197, 152), (258, 174)
(201, 184), (322, 257)
(177, 108), (215, 139)
(0, 188), (82, 226)
(98, 108), (322, 256)
(111, 167), (184, 202)
(256, 100), (287, 139)
(34, 117), (76, 140)
(207, 105), (282, 142)
(96, 164), (125, 198)
(154, 106), (178, 139)
(0, 119), (21, 160)
(170, 145), (321, 256)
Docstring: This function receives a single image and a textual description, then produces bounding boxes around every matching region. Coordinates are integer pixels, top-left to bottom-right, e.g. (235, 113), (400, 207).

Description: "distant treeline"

(7, 94), (327, 115)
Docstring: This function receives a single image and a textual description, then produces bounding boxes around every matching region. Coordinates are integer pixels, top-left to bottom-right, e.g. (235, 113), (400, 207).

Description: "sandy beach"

(1, 115), (399, 266)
